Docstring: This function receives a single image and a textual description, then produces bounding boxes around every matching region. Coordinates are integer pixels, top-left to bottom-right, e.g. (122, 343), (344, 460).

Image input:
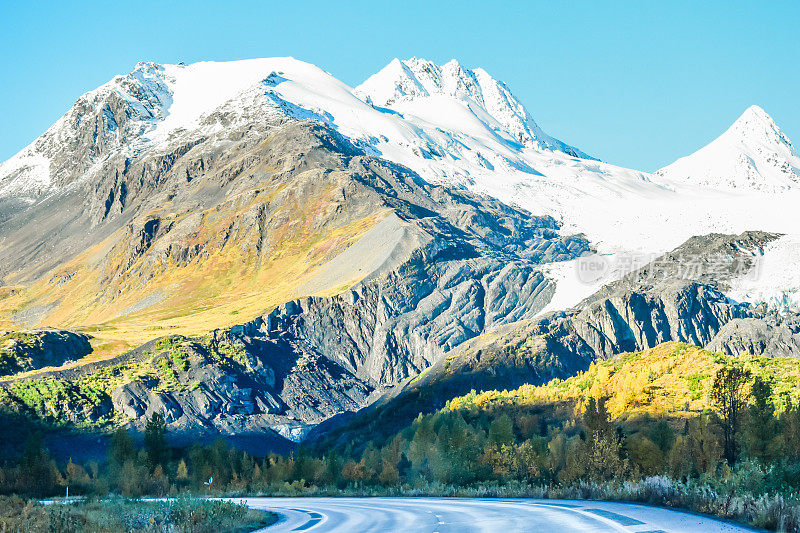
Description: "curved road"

(244, 497), (754, 532)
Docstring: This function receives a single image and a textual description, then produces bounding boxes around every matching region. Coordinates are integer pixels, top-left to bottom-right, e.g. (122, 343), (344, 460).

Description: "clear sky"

(1, 0), (797, 171)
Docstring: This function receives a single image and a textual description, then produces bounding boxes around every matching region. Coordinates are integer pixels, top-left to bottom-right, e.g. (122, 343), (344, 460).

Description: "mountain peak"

(355, 58), (593, 158)
(736, 104), (774, 124)
(355, 57), (476, 105)
(725, 105), (795, 153)
(654, 105), (800, 191)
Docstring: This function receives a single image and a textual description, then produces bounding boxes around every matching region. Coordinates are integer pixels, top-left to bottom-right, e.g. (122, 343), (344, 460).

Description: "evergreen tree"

(584, 396), (613, 440)
(488, 414), (514, 447)
(743, 376), (778, 463)
(397, 452), (412, 481)
(780, 396), (800, 459)
(711, 365), (752, 466)
(17, 433), (61, 497)
(109, 428), (136, 467)
(144, 412), (168, 468)
(649, 420), (675, 454)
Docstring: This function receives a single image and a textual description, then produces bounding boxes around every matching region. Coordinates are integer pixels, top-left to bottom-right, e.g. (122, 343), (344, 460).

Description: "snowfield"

(2, 56), (799, 313)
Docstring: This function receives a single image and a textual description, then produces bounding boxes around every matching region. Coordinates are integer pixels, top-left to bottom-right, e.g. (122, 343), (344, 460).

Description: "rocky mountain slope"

(311, 231), (800, 444)
(1, 56), (799, 446)
(0, 116), (588, 439)
(0, 330), (91, 376)
(3, 57), (799, 315)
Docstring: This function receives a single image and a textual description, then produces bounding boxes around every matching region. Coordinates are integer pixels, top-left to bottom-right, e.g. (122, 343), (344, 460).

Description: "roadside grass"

(0, 495), (277, 533)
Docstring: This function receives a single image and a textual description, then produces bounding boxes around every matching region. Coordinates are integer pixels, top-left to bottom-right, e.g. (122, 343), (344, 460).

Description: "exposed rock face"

(385, 278), (756, 414)
(100, 160), (589, 432)
(335, 232), (800, 440)
(558, 281), (748, 360)
(707, 316), (800, 358)
(507, 232), (800, 369)
(0, 330), (92, 376)
(0, 119), (589, 436)
(541, 231), (793, 360)
(259, 176), (587, 388)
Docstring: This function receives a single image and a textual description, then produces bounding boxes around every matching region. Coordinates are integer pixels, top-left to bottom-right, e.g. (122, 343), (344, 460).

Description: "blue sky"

(1, 1), (797, 171)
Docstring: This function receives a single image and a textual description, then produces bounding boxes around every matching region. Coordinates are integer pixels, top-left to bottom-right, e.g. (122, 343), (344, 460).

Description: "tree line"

(0, 364), (799, 499)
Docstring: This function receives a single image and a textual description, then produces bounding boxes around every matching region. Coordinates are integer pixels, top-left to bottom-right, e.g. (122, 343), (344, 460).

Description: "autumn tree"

(176, 459), (189, 484)
(581, 396), (627, 481)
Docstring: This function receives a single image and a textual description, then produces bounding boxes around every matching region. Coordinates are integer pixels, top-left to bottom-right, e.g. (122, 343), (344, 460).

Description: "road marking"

(526, 503), (632, 532)
(289, 509), (324, 531)
(584, 508), (645, 526)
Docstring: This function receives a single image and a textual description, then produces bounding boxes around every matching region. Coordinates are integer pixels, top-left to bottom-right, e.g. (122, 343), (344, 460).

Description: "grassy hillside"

(0, 334), (257, 429)
(0, 176), (390, 362)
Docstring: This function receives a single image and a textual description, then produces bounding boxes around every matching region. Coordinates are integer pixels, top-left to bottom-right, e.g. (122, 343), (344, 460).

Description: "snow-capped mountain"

(2, 57), (799, 313)
(4, 55), (800, 441)
(0, 56), (618, 206)
(0, 62), (173, 200)
(653, 105), (800, 192)
(354, 57), (593, 158)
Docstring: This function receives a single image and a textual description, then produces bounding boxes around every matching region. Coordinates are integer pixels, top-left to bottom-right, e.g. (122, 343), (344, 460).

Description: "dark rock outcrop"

(0, 330), (92, 376)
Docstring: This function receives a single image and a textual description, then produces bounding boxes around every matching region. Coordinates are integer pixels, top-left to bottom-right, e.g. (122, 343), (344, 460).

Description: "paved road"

(243, 497), (754, 532)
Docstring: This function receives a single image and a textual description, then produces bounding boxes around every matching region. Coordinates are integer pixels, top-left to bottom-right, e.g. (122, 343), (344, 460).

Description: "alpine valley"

(1, 56), (799, 452)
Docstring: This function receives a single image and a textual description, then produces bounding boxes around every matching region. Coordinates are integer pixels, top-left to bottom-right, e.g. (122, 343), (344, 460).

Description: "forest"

(2, 343), (800, 531)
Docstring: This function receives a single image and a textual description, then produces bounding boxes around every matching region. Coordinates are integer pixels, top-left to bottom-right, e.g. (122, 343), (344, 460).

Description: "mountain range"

(1, 56), (799, 447)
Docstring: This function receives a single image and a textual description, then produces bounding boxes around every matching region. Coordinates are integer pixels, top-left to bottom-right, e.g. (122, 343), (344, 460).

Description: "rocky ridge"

(0, 118), (589, 438)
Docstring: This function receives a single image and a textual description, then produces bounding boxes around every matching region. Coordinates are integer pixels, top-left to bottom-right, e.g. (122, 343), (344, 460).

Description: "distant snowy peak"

(355, 57), (594, 159)
(1, 56), (602, 203)
(654, 105), (800, 192)
(729, 105), (794, 146)
(0, 61), (174, 200)
(0, 58), (301, 201)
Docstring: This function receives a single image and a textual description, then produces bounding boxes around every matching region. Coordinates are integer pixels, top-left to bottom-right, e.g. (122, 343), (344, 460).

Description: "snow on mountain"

(653, 105), (800, 192)
(354, 57), (593, 158)
(2, 57), (799, 313)
(0, 61), (173, 200)
(728, 233), (800, 314)
(0, 58), (354, 200)
(355, 69), (800, 312)
(0, 57), (649, 232)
